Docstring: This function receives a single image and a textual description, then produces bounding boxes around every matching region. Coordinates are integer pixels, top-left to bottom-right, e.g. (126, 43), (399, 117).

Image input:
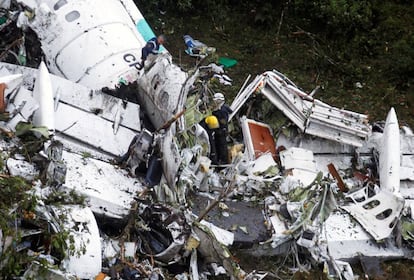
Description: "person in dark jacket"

(212, 93), (232, 164)
(199, 115), (220, 164)
(139, 34), (166, 69)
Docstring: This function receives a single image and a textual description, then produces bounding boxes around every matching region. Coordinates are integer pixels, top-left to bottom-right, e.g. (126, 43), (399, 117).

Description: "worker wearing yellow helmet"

(212, 92), (232, 164)
(199, 115), (220, 164)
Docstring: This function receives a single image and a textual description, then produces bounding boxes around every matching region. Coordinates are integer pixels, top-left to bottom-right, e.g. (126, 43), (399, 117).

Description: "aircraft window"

(54, 0), (67, 10)
(160, 91), (169, 105)
(65, 11), (80, 22)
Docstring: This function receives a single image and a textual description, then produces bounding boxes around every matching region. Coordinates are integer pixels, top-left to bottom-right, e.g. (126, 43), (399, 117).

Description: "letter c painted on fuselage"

(123, 53), (141, 70)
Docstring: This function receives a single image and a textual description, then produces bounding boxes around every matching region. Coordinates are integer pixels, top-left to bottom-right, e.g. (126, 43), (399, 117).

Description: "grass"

(145, 8), (413, 128)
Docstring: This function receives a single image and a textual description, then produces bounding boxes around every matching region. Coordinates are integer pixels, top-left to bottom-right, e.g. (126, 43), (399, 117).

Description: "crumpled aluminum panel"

(341, 187), (404, 241)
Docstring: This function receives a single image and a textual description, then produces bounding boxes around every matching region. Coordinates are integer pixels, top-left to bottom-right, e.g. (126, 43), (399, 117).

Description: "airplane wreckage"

(1, 0), (414, 279)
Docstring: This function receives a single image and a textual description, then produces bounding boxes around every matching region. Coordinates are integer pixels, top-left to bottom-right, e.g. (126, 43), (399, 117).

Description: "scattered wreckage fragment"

(341, 186), (404, 241)
(51, 205), (102, 278)
(181, 78), (413, 278)
(279, 147), (318, 188)
(2, 1), (253, 279)
(183, 34), (216, 58)
(240, 116), (277, 160)
(322, 211), (406, 260)
(62, 150), (144, 220)
(231, 70), (371, 147)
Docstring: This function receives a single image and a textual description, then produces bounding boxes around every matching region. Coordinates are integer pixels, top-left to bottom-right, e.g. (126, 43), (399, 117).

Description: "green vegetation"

(0, 132), (84, 277)
(14, 122), (50, 160)
(0, 176), (36, 276)
(137, 0), (414, 127)
(0, 176), (34, 233)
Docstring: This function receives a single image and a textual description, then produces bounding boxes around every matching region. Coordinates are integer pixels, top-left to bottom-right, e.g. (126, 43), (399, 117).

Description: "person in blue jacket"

(138, 34), (166, 69)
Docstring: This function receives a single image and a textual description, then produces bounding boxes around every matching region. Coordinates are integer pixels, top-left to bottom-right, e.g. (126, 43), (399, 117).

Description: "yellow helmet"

(205, 115), (219, 129)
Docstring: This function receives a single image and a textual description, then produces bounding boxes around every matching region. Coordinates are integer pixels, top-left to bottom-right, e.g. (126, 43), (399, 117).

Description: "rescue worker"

(138, 34), (166, 70)
(212, 93), (232, 164)
(199, 115), (220, 164)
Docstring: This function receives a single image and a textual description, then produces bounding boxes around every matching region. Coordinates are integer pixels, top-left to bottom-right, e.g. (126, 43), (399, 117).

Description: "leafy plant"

(0, 176), (38, 277)
(13, 122), (49, 159)
(291, 0), (374, 36)
(43, 189), (86, 206)
(81, 151), (91, 159)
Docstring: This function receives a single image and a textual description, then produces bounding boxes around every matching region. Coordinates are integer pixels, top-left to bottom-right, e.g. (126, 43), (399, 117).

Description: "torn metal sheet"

(275, 126), (377, 177)
(0, 73), (22, 94)
(23, 261), (77, 280)
(138, 204), (190, 265)
(229, 74), (263, 122)
(6, 157), (38, 181)
(54, 102), (136, 156)
(276, 129), (356, 154)
(125, 129), (154, 172)
(6, 86), (39, 129)
(379, 107), (400, 194)
(62, 150), (144, 219)
(322, 211), (405, 260)
(192, 222), (246, 279)
(178, 147), (207, 192)
(268, 213), (291, 248)
(200, 220), (234, 246)
(160, 127), (182, 189)
(136, 55), (187, 129)
(231, 70), (370, 146)
(240, 116), (277, 160)
(52, 205), (102, 279)
(341, 186), (404, 241)
(51, 81), (141, 134)
(0, 0), (11, 9)
(280, 147), (318, 187)
(45, 140), (67, 186)
(250, 152), (278, 174)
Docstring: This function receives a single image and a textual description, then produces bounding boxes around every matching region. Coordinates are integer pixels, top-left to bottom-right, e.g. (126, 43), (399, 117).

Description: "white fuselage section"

(18, 0), (156, 89)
